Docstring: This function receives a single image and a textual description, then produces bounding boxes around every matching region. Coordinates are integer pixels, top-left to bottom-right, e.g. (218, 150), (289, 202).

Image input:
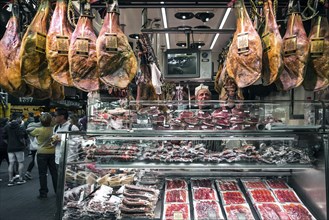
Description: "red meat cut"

(194, 201), (224, 220)
(217, 180), (239, 191)
(166, 179), (187, 190)
(164, 203), (189, 220)
(256, 203), (287, 220)
(222, 191), (246, 205)
(266, 179), (289, 189)
(282, 203), (314, 220)
(165, 189), (188, 203)
(224, 204), (254, 220)
(249, 189), (276, 203)
(193, 188), (217, 201)
(273, 189), (300, 203)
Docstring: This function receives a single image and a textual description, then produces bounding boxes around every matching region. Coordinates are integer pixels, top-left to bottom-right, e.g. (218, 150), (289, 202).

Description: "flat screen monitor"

(164, 49), (200, 79)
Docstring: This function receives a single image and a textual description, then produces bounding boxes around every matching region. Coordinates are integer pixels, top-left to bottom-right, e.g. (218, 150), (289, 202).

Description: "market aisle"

(0, 155), (57, 220)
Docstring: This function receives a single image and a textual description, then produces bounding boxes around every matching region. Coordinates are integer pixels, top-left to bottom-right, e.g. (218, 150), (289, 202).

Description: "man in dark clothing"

(0, 118), (9, 181)
(3, 113), (29, 186)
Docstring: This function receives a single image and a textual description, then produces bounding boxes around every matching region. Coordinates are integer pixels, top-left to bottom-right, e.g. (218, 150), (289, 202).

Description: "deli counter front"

(56, 100), (328, 220)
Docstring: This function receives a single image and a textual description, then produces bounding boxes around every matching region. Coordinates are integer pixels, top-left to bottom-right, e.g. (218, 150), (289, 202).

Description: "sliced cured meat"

(191, 179), (213, 188)
(282, 203), (314, 220)
(193, 188), (217, 201)
(224, 204), (254, 220)
(273, 189), (300, 203)
(20, 0), (51, 90)
(166, 179), (187, 190)
(197, 111), (212, 120)
(226, 0), (262, 88)
(216, 180), (239, 191)
(164, 203), (190, 220)
(179, 111), (194, 119)
(97, 1), (137, 89)
(249, 189), (276, 203)
(221, 191), (246, 205)
(266, 179), (289, 189)
(69, 13), (99, 92)
(255, 203), (286, 220)
(46, 0), (73, 86)
(279, 13), (309, 90)
(165, 189), (188, 203)
(261, 0), (284, 85)
(243, 180), (267, 189)
(194, 201), (224, 220)
(212, 109), (231, 118)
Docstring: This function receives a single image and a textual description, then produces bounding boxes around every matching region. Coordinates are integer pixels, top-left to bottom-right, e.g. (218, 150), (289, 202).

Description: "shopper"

(3, 113), (29, 186)
(53, 108), (80, 167)
(29, 112), (57, 199)
(0, 118), (9, 181)
(25, 115), (42, 180)
(24, 112), (35, 129)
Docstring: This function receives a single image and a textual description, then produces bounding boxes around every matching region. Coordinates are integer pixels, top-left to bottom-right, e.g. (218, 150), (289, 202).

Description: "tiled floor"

(0, 155), (57, 220)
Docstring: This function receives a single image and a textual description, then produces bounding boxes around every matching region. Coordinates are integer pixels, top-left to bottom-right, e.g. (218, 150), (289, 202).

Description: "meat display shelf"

(95, 162), (313, 170)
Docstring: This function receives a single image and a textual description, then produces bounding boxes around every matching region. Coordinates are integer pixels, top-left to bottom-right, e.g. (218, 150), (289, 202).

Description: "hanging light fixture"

(195, 12), (214, 22)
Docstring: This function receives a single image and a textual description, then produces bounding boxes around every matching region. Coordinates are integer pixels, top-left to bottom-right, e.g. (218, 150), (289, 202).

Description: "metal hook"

(301, 0), (319, 21)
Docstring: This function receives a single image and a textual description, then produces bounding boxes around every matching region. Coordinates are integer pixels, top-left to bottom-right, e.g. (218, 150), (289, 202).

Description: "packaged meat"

(242, 179), (268, 189)
(255, 203), (288, 220)
(282, 203), (316, 220)
(221, 191), (246, 205)
(266, 179), (289, 189)
(164, 203), (190, 220)
(224, 204), (254, 220)
(194, 200), (224, 220)
(191, 179), (214, 188)
(193, 188), (218, 201)
(165, 179), (188, 190)
(249, 189), (276, 203)
(165, 189), (188, 203)
(273, 189), (300, 203)
(216, 179), (240, 191)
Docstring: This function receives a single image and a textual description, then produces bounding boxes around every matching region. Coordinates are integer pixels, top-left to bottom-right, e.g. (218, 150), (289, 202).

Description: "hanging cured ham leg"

(261, 0), (284, 85)
(97, 0), (137, 89)
(226, 0), (262, 88)
(20, 0), (51, 90)
(69, 8), (99, 92)
(46, 0), (73, 87)
(277, 13), (309, 90)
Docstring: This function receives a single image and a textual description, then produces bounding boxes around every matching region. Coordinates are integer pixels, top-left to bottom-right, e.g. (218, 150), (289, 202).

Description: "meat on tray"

(273, 189), (300, 203)
(164, 203), (190, 220)
(224, 204), (254, 220)
(166, 179), (187, 190)
(217, 180), (239, 191)
(249, 189), (276, 203)
(194, 201), (224, 220)
(165, 190), (188, 203)
(191, 179), (213, 188)
(222, 191), (246, 205)
(282, 203), (314, 220)
(256, 203), (287, 220)
(193, 188), (217, 201)
(266, 179), (289, 189)
(243, 180), (268, 189)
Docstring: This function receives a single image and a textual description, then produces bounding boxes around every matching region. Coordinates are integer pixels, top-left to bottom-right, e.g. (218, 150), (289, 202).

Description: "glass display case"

(56, 100), (328, 220)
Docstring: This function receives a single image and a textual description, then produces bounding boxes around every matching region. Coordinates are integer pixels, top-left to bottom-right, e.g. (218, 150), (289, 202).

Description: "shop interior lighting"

(128, 34), (139, 39)
(176, 41), (187, 47)
(191, 41), (205, 49)
(195, 12), (214, 22)
(174, 12), (194, 20)
(210, 8), (231, 50)
(161, 3), (170, 49)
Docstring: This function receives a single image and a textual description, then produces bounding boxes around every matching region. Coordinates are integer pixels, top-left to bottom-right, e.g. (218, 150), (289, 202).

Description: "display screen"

(164, 49), (200, 78)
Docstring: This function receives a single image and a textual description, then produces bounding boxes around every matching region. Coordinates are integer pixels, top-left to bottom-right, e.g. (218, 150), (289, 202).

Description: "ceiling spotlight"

(194, 25), (211, 29)
(129, 34), (139, 39)
(195, 12), (214, 22)
(190, 42), (205, 49)
(176, 41), (187, 47)
(175, 12), (194, 20)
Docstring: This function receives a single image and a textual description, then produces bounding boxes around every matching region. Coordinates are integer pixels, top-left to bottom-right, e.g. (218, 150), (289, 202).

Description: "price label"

(237, 32), (249, 54)
(36, 32), (46, 53)
(262, 32), (272, 52)
(173, 211), (183, 220)
(76, 37), (89, 57)
(56, 35), (69, 55)
(105, 33), (118, 52)
(284, 35), (297, 56)
(310, 37), (324, 57)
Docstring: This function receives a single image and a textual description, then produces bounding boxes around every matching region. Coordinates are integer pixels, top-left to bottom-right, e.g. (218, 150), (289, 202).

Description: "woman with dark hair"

(29, 112), (57, 199)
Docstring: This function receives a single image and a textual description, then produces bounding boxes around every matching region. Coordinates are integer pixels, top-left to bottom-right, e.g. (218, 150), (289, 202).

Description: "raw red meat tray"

(193, 188), (218, 201)
(249, 189), (276, 203)
(221, 191), (246, 205)
(282, 203), (316, 220)
(255, 203), (290, 220)
(165, 179), (188, 190)
(163, 203), (190, 220)
(191, 179), (214, 188)
(266, 179), (289, 189)
(273, 189), (300, 203)
(224, 204), (255, 220)
(216, 179), (240, 191)
(242, 179), (268, 189)
(194, 200), (224, 220)
(165, 189), (189, 203)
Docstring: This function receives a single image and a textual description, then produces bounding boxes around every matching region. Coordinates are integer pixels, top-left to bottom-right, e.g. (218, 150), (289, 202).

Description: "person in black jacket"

(3, 113), (29, 186)
(0, 117), (9, 181)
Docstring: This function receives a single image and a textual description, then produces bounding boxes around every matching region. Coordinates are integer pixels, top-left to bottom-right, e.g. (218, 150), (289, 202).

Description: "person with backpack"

(53, 108), (79, 167)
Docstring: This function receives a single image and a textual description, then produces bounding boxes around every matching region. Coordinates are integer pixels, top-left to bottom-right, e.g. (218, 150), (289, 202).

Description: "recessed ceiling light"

(195, 12), (214, 22)
(174, 12), (194, 20)
(128, 34), (139, 39)
(176, 42), (187, 47)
